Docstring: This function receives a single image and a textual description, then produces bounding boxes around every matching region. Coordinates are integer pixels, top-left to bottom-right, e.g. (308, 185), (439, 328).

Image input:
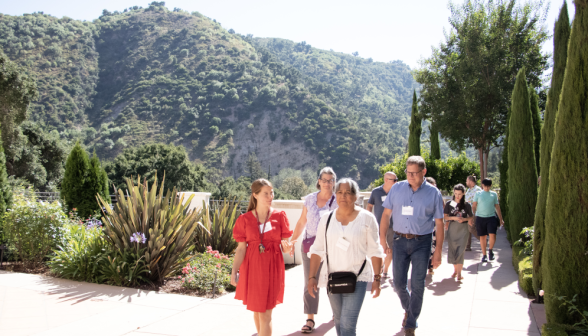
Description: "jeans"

(393, 233), (432, 329)
(328, 281), (368, 336)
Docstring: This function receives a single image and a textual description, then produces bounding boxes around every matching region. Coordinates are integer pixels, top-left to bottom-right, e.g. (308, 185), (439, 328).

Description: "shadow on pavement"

(40, 276), (150, 305)
(279, 320), (335, 336)
(426, 277), (462, 296)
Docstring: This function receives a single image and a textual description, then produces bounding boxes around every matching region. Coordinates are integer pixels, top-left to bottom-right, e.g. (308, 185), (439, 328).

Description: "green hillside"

(0, 3), (417, 188)
(0, 12), (99, 129)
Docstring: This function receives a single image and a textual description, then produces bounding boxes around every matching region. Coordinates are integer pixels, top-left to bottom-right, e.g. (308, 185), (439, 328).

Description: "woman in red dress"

(231, 179), (294, 336)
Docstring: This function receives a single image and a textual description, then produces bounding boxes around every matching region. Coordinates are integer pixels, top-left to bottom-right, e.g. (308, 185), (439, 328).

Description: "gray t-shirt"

(368, 186), (393, 228)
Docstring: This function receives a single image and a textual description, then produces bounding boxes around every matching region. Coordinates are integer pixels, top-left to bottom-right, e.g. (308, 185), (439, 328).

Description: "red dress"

(233, 210), (293, 312)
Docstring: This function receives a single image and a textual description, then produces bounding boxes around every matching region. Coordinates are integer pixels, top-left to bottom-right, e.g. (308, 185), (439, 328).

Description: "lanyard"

(255, 208), (271, 253)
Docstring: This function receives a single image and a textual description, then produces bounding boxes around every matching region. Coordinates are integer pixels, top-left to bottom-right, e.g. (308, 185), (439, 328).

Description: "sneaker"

(482, 255), (488, 263)
(465, 247), (472, 251)
(405, 328), (416, 336)
(489, 249), (495, 261)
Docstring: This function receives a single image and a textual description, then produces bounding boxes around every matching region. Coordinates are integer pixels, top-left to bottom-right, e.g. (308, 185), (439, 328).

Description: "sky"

(0, 0), (576, 70)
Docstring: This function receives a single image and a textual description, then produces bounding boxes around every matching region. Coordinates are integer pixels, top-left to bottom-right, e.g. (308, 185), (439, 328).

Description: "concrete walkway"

(0, 228), (543, 336)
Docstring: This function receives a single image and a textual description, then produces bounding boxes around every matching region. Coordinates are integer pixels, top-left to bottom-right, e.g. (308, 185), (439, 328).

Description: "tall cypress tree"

(61, 141), (90, 215)
(500, 108), (511, 242)
(529, 88), (542, 174)
(0, 127), (11, 213)
(430, 121), (441, 160)
(507, 68), (538, 243)
(543, 0), (588, 324)
(408, 90), (422, 156)
(533, 1), (570, 296)
(83, 152), (110, 217)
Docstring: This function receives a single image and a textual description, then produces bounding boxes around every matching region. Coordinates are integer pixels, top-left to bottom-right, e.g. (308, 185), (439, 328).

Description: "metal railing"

(30, 192), (118, 205)
(209, 200), (249, 214)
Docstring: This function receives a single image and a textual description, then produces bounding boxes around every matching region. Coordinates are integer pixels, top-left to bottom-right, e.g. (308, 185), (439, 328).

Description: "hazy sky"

(1, 0), (576, 69)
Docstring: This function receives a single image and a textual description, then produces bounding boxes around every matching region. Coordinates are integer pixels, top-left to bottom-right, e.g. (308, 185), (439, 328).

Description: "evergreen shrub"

(533, 1), (571, 296)
(543, 0), (588, 324)
(1, 190), (67, 268)
(507, 69), (538, 242)
(373, 150), (479, 193)
(512, 245), (534, 296)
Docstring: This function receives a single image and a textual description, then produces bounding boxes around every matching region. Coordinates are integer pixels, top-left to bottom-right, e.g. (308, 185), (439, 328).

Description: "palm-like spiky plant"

(97, 176), (204, 283)
(193, 198), (241, 254)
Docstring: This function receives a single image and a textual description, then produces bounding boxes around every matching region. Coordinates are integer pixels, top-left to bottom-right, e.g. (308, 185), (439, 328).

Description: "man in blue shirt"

(380, 156), (444, 336)
(367, 171), (398, 278)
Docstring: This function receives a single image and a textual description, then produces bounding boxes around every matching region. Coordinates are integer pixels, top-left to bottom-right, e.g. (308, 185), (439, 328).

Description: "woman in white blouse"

(308, 178), (385, 336)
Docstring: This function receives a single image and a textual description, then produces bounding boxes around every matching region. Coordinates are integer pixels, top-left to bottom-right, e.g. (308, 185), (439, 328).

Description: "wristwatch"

(374, 274), (382, 282)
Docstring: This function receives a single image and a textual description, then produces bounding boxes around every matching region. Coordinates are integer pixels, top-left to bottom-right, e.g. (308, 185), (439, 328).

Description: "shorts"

(476, 216), (498, 236)
(386, 226), (395, 251)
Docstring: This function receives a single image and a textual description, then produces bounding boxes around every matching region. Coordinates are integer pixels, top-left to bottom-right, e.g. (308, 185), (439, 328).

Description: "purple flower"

(86, 219), (102, 229)
(130, 232), (147, 244)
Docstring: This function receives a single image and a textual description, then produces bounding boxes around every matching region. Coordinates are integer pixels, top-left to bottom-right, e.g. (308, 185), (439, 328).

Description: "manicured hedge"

(512, 245), (534, 296)
(541, 323), (571, 336)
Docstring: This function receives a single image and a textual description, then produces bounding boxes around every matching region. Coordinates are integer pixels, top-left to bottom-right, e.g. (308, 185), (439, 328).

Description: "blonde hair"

(247, 179), (273, 212)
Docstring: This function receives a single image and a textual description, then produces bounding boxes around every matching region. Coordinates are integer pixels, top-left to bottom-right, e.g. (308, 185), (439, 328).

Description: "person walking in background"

(231, 179), (295, 336)
(465, 175), (482, 251)
(379, 156), (445, 336)
(290, 167), (338, 334)
(425, 177), (439, 276)
(367, 171), (398, 279)
(308, 178), (385, 336)
(472, 178), (504, 263)
(444, 184), (474, 280)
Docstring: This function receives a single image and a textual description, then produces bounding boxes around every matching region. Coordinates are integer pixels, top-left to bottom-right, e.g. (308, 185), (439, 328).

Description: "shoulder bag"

(325, 212), (366, 294)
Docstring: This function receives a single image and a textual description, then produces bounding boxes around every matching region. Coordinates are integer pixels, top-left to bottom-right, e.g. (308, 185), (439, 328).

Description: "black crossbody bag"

(325, 212), (366, 294)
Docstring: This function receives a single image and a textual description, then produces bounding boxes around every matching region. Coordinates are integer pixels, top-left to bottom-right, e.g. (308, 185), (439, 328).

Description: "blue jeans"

(327, 281), (368, 336)
(393, 233), (432, 329)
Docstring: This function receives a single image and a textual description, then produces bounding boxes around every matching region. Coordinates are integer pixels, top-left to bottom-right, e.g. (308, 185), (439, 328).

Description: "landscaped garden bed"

(0, 179), (244, 298)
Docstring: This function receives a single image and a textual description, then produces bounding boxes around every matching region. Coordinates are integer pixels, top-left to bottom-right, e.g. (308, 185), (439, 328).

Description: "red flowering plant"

(179, 246), (234, 294)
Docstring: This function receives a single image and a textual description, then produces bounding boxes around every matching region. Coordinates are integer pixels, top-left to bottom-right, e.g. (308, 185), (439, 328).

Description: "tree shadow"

(38, 276), (155, 305)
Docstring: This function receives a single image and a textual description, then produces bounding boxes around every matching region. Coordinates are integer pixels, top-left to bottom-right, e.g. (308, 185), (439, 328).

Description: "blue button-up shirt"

(382, 179), (444, 235)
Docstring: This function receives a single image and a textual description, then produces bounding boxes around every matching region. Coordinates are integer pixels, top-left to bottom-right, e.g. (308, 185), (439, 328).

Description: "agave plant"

(97, 175), (204, 283)
(193, 198), (241, 254)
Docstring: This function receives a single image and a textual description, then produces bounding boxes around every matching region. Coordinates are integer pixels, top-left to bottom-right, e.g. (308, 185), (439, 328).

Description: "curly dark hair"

(453, 183), (467, 210)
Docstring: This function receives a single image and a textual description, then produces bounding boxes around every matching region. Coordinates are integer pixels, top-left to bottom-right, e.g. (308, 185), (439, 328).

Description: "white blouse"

(308, 208), (386, 288)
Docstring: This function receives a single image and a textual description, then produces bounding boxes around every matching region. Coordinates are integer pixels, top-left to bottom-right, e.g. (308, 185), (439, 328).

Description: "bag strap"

(325, 211), (333, 274)
(325, 211), (367, 277)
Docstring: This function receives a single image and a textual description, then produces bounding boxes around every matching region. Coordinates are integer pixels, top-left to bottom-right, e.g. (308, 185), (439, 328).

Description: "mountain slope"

(0, 12), (99, 129)
(0, 4), (417, 187)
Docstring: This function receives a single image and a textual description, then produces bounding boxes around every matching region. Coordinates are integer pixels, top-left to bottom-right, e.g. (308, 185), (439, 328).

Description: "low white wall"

(272, 200), (304, 265)
(179, 192), (211, 212)
(359, 191), (371, 209)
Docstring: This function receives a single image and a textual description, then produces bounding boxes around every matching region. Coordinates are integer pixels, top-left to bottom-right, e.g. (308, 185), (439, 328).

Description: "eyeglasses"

(320, 179), (335, 184)
(404, 169), (423, 177)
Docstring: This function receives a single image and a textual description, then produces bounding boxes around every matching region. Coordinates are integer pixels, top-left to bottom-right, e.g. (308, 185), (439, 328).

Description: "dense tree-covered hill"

(0, 3), (417, 188)
(0, 12), (99, 129)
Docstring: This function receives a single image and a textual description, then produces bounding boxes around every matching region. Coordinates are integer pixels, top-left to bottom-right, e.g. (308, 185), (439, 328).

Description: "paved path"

(0, 228), (543, 336)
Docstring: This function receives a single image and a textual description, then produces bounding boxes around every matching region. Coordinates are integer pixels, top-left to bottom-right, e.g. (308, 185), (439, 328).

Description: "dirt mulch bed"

(0, 262), (52, 276)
